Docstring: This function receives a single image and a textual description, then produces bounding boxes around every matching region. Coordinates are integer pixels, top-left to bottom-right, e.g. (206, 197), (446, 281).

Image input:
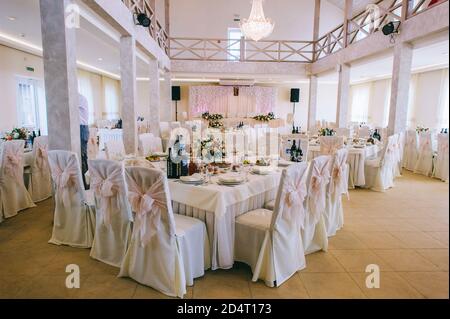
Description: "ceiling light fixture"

(240, 0), (275, 42)
(7, 16), (16, 21)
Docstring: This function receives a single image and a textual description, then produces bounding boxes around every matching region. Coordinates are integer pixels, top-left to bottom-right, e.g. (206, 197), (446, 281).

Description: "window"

(78, 71), (95, 125)
(228, 28), (243, 61)
(103, 77), (120, 120)
(17, 78), (39, 130)
(350, 83), (371, 123)
(439, 69), (449, 129)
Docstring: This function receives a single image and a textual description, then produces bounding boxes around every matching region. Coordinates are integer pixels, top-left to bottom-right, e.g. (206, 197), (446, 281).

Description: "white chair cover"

(397, 131), (406, 175)
(28, 136), (52, 202)
(335, 128), (351, 137)
(364, 135), (396, 192)
(319, 136), (344, 155)
(105, 140), (126, 160)
(138, 133), (154, 157)
(392, 133), (402, 177)
(235, 163), (308, 287)
(0, 140), (35, 220)
(160, 122), (171, 140)
(87, 128), (99, 159)
(414, 132), (434, 176)
(48, 150), (95, 248)
(303, 155), (331, 254)
(403, 130), (418, 171)
(324, 148), (349, 237)
(151, 136), (164, 153)
(119, 167), (210, 298)
(89, 160), (133, 267)
(358, 126), (371, 138)
(433, 133), (449, 183)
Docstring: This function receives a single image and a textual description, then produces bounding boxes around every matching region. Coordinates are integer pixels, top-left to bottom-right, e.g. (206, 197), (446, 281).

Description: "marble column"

(120, 36), (138, 154)
(160, 72), (172, 122)
(308, 75), (318, 132)
(39, 0), (80, 154)
(336, 64), (351, 128)
(149, 59), (161, 136)
(388, 42), (413, 135)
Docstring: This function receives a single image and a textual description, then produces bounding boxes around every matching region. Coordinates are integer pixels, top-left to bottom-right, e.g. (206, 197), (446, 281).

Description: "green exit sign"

(26, 66), (34, 72)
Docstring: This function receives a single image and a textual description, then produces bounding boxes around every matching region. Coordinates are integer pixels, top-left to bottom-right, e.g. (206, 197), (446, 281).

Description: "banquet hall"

(0, 0), (448, 300)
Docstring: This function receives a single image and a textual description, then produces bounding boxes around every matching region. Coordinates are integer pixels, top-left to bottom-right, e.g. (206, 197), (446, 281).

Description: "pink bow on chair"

(36, 145), (49, 170)
(330, 161), (349, 200)
(284, 173), (307, 230)
(127, 176), (167, 247)
(51, 158), (79, 210)
(91, 174), (120, 227)
(4, 148), (22, 183)
(309, 163), (331, 224)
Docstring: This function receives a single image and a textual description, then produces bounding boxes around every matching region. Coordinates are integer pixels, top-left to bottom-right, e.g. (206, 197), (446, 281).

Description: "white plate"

(278, 160), (292, 167)
(219, 174), (245, 184)
(180, 175), (204, 183)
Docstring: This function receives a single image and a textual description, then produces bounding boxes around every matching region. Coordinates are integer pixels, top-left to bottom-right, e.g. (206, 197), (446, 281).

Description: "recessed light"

(97, 57), (103, 61)
(7, 16), (16, 21)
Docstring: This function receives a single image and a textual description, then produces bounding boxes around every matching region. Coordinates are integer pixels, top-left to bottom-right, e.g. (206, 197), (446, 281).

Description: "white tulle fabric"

(138, 133), (154, 157)
(0, 140), (35, 220)
(319, 136), (344, 155)
(364, 135), (397, 192)
(105, 140), (126, 160)
(325, 149), (349, 237)
(28, 136), (52, 202)
(414, 132), (434, 176)
(234, 163), (307, 287)
(433, 134), (449, 183)
(119, 167), (210, 298)
(89, 160), (132, 267)
(303, 155), (331, 254)
(88, 128), (99, 160)
(47, 151), (95, 248)
(403, 130), (418, 171)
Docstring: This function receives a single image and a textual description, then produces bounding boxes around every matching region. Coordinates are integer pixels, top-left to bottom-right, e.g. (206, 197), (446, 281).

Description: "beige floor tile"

(415, 249), (449, 271)
(406, 219), (449, 232)
(349, 272), (424, 299)
(0, 275), (35, 298)
(353, 231), (407, 249)
(373, 249), (440, 271)
(425, 232), (449, 247)
(299, 273), (366, 299)
(331, 250), (393, 272)
(250, 274), (309, 299)
(398, 272), (449, 299)
(16, 275), (76, 299)
(389, 231), (447, 249)
(301, 251), (345, 273)
(71, 275), (137, 299)
(328, 231), (369, 250)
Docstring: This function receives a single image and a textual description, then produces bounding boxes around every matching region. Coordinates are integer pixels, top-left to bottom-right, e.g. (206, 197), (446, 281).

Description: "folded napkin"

(219, 173), (245, 183)
(180, 174), (203, 182)
(251, 166), (273, 175)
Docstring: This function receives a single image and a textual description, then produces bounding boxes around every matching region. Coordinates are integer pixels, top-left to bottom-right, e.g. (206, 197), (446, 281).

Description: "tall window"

(17, 78), (38, 129)
(350, 83), (371, 123)
(78, 71), (95, 125)
(439, 69), (449, 129)
(103, 77), (120, 120)
(228, 28), (243, 61)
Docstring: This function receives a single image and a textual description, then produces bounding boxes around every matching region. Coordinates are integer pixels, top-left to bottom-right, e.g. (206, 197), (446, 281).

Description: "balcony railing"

(121, 0), (169, 54)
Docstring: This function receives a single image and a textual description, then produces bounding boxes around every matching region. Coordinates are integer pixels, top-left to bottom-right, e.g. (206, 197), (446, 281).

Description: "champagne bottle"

(290, 140), (297, 162)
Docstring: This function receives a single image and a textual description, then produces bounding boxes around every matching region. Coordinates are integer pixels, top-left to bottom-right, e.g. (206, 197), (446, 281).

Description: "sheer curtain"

(382, 80), (391, 127)
(350, 83), (371, 123)
(103, 77), (121, 120)
(406, 74), (419, 129)
(438, 69), (449, 129)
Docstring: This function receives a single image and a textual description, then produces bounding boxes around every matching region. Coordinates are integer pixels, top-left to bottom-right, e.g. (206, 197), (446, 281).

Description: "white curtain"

(103, 77), (121, 120)
(350, 83), (371, 123)
(407, 74), (419, 129)
(78, 70), (95, 125)
(438, 69), (449, 129)
(382, 80), (391, 127)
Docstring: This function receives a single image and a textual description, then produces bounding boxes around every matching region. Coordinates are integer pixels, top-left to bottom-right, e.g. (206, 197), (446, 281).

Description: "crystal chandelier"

(240, 0), (275, 42)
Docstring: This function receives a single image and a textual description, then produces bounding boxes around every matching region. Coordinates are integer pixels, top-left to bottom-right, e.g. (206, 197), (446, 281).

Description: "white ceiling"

(327, 0), (377, 15)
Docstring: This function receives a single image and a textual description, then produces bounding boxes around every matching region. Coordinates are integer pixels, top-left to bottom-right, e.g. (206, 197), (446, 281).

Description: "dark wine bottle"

(290, 140), (297, 162)
(167, 148), (174, 179)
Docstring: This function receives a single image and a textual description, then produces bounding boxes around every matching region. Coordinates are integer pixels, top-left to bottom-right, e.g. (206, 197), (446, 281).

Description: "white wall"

(319, 0), (344, 36)
(316, 82), (338, 123)
(0, 44), (122, 132)
(170, 0), (343, 40)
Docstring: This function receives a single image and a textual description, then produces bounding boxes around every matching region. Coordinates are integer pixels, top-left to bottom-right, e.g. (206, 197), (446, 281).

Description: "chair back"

(307, 155), (333, 224)
(32, 136), (50, 171)
(329, 148), (349, 197)
(105, 140), (126, 160)
(138, 133), (154, 157)
(0, 140), (25, 184)
(319, 136), (344, 155)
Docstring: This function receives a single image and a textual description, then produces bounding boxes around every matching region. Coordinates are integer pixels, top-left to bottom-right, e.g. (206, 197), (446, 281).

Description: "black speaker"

(172, 86), (181, 101)
(290, 88), (300, 103)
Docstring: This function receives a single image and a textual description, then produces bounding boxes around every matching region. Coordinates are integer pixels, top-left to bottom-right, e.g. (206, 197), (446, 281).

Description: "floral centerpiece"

(416, 125), (430, 133)
(318, 128), (336, 136)
(209, 120), (224, 129)
(253, 112), (275, 122)
(194, 135), (225, 163)
(201, 112), (224, 128)
(2, 127), (30, 141)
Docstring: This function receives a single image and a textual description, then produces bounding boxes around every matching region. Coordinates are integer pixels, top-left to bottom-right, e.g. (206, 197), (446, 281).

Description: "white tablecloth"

(98, 129), (123, 150)
(169, 171), (281, 270)
(308, 144), (379, 188)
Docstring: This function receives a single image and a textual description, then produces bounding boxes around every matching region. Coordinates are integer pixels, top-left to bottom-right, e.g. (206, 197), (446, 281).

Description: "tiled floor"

(0, 171), (448, 299)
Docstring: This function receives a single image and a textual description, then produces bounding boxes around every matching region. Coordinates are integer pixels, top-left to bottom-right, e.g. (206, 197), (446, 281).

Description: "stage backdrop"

(189, 86), (277, 118)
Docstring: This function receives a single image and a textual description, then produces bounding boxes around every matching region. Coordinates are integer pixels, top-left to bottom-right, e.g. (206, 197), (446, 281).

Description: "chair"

(160, 122), (171, 140)
(302, 155), (331, 254)
(392, 133), (402, 178)
(105, 140), (126, 160)
(358, 126), (371, 138)
(87, 128), (99, 160)
(138, 133), (154, 157)
(397, 131), (406, 175)
(364, 135), (396, 192)
(0, 140), (36, 220)
(27, 136), (52, 202)
(47, 150), (95, 248)
(403, 130), (418, 171)
(335, 128), (351, 138)
(170, 122), (181, 130)
(414, 132), (434, 176)
(89, 160), (132, 267)
(235, 163), (308, 287)
(433, 133), (449, 183)
(119, 167), (210, 298)
(319, 136), (344, 155)
(324, 149), (349, 237)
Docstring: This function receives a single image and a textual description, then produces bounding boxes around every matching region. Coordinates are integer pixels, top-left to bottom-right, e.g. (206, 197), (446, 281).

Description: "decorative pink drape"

(189, 86), (277, 118)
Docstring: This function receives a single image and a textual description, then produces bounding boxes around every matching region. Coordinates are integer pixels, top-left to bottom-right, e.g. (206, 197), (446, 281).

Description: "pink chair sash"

(330, 153), (349, 199)
(51, 156), (80, 210)
(309, 159), (331, 224)
(90, 166), (123, 226)
(4, 147), (23, 183)
(127, 176), (167, 247)
(283, 169), (307, 230)
(36, 145), (49, 170)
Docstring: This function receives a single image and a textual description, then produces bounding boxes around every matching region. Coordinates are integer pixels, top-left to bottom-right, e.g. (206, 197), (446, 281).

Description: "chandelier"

(240, 0), (275, 42)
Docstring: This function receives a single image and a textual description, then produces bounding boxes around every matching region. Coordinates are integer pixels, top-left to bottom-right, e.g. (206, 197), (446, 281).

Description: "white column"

(388, 42), (413, 135)
(336, 63), (351, 128)
(160, 72), (172, 122)
(39, 0), (80, 154)
(149, 59), (161, 136)
(120, 36), (138, 154)
(308, 75), (318, 132)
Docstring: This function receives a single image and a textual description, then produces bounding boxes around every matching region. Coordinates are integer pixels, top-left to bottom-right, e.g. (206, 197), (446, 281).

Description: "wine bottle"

(167, 148), (173, 178)
(290, 140), (297, 162)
